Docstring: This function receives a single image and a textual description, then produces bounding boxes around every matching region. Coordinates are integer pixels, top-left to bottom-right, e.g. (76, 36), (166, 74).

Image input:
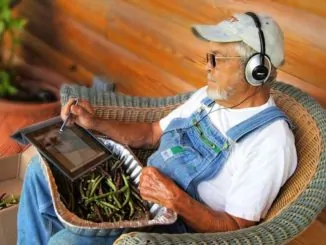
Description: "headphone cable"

(160, 87), (264, 139)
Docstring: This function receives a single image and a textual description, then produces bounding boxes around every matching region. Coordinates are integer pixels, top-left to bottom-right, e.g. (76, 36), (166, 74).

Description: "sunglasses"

(206, 53), (241, 68)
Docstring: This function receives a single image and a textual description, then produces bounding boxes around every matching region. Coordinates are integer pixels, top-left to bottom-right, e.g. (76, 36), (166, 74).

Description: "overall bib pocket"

(147, 145), (203, 189)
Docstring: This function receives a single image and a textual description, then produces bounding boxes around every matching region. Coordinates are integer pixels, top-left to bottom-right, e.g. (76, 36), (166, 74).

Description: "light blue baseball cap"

(192, 13), (284, 67)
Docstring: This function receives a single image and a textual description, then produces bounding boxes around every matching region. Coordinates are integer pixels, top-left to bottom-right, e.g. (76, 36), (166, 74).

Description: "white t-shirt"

(159, 86), (297, 221)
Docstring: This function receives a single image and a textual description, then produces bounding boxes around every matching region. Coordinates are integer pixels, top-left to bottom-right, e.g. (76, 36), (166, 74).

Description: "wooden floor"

(288, 209), (326, 245)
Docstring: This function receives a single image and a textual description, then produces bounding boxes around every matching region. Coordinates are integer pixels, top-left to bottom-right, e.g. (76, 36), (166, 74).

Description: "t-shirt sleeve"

(225, 138), (297, 221)
(159, 104), (185, 131)
(159, 87), (207, 131)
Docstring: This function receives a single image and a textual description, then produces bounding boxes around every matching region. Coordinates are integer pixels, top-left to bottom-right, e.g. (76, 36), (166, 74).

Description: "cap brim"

(192, 22), (242, 42)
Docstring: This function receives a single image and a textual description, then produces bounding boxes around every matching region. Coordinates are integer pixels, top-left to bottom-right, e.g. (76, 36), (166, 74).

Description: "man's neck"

(215, 86), (270, 109)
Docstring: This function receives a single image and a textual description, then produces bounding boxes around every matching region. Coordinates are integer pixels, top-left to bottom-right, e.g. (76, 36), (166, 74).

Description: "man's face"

(206, 42), (244, 101)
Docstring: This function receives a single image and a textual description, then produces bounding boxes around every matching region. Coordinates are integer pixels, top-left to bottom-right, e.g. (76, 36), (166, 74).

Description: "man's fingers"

(70, 104), (90, 118)
(61, 98), (78, 120)
(60, 98), (95, 129)
(140, 186), (157, 198)
(140, 185), (163, 205)
(78, 100), (94, 115)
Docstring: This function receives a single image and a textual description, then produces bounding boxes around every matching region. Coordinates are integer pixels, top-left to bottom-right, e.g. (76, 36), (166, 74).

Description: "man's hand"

(60, 98), (96, 129)
(139, 166), (256, 232)
(139, 166), (181, 210)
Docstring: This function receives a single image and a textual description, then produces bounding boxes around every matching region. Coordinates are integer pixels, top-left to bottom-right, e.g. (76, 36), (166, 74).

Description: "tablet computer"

(14, 117), (113, 181)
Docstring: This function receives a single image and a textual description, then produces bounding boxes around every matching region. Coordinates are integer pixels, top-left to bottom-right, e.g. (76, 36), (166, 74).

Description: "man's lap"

(20, 155), (188, 245)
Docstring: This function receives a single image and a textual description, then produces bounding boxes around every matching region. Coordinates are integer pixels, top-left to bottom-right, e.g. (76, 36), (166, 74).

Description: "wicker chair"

(60, 82), (326, 245)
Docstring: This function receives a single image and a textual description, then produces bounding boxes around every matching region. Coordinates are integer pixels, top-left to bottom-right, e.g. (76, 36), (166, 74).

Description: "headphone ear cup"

(253, 66), (269, 80)
(245, 54), (272, 86)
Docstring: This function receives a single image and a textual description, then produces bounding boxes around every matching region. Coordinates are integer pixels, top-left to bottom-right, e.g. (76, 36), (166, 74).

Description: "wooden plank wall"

(14, 0), (326, 105)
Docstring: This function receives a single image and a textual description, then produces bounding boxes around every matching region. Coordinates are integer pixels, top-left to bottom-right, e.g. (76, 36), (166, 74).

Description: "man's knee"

(22, 154), (49, 194)
(26, 155), (44, 179)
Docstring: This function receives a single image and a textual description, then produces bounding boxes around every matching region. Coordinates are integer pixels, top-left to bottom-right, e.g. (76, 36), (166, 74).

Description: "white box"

(0, 146), (37, 245)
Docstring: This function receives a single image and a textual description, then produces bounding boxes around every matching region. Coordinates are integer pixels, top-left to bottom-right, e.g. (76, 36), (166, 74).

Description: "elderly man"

(18, 12), (297, 244)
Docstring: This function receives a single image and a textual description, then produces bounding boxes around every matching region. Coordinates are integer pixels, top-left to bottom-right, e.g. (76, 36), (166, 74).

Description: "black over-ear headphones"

(244, 12), (272, 86)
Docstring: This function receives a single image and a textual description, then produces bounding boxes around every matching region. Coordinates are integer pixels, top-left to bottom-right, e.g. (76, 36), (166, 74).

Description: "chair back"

(263, 90), (322, 221)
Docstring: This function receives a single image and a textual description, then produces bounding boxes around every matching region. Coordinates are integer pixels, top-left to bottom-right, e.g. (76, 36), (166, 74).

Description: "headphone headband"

(245, 12), (266, 65)
(243, 12), (272, 86)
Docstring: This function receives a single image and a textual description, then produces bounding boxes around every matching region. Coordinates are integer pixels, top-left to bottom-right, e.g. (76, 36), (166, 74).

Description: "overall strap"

(226, 106), (294, 143)
(201, 97), (215, 107)
(163, 97), (215, 132)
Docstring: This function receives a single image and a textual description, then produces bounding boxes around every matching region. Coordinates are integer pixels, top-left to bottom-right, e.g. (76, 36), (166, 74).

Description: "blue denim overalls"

(148, 96), (292, 202)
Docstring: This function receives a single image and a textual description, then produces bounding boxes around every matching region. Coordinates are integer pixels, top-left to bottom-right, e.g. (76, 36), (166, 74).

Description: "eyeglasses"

(206, 53), (241, 68)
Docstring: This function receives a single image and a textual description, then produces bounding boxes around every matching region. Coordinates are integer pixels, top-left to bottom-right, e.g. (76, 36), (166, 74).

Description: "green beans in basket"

(60, 157), (151, 223)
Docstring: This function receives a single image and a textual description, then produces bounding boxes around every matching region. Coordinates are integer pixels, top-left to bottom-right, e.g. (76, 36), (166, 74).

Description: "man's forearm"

(170, 190), (242, 232)
(92, 118), (155, 149)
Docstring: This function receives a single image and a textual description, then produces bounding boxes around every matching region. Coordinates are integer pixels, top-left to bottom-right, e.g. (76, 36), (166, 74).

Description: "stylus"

(59, 99), (79, 133)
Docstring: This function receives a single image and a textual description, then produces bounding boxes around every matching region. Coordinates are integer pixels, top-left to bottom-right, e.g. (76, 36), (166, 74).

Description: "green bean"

(105, 178), (123, 208)
(87, 212), (96, 220)
(122, 174), (129, 188)
(121, 174), (130, 208)
(111, 160), (122, 171)
(113, 197), (122, 209)
(79, 181), (86, 199)
(103, 206), (110, 217)
(96, 201), (113, 218)
(115, 160), (125, 170)
(85, 185), (128, 204)
(99, 201), (120, 211)
(106, 209), (117, 220)
(128, 199), (134, 218)
(85, 179), (93, 198)
(107, 196), (113, 202)
(106, 178), (117, 191)
(121, 188), (130, 207)
(60, 152), (152, 222)
(115, 213), (123, 221)
(90, 176), (103, 197)
(130, 188), (143, 203)
(0, 195), (16, 208)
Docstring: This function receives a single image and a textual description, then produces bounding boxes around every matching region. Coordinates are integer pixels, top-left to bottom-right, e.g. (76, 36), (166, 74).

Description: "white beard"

(207, 74), (235, 101)
(207, 87), (229, 100)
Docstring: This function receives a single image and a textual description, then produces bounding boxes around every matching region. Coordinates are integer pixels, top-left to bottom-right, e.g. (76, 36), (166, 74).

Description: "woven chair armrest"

(60, 84), (194, 122)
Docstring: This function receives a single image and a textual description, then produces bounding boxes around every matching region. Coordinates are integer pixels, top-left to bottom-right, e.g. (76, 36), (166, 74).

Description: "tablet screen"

(25, 121), (112, 180)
